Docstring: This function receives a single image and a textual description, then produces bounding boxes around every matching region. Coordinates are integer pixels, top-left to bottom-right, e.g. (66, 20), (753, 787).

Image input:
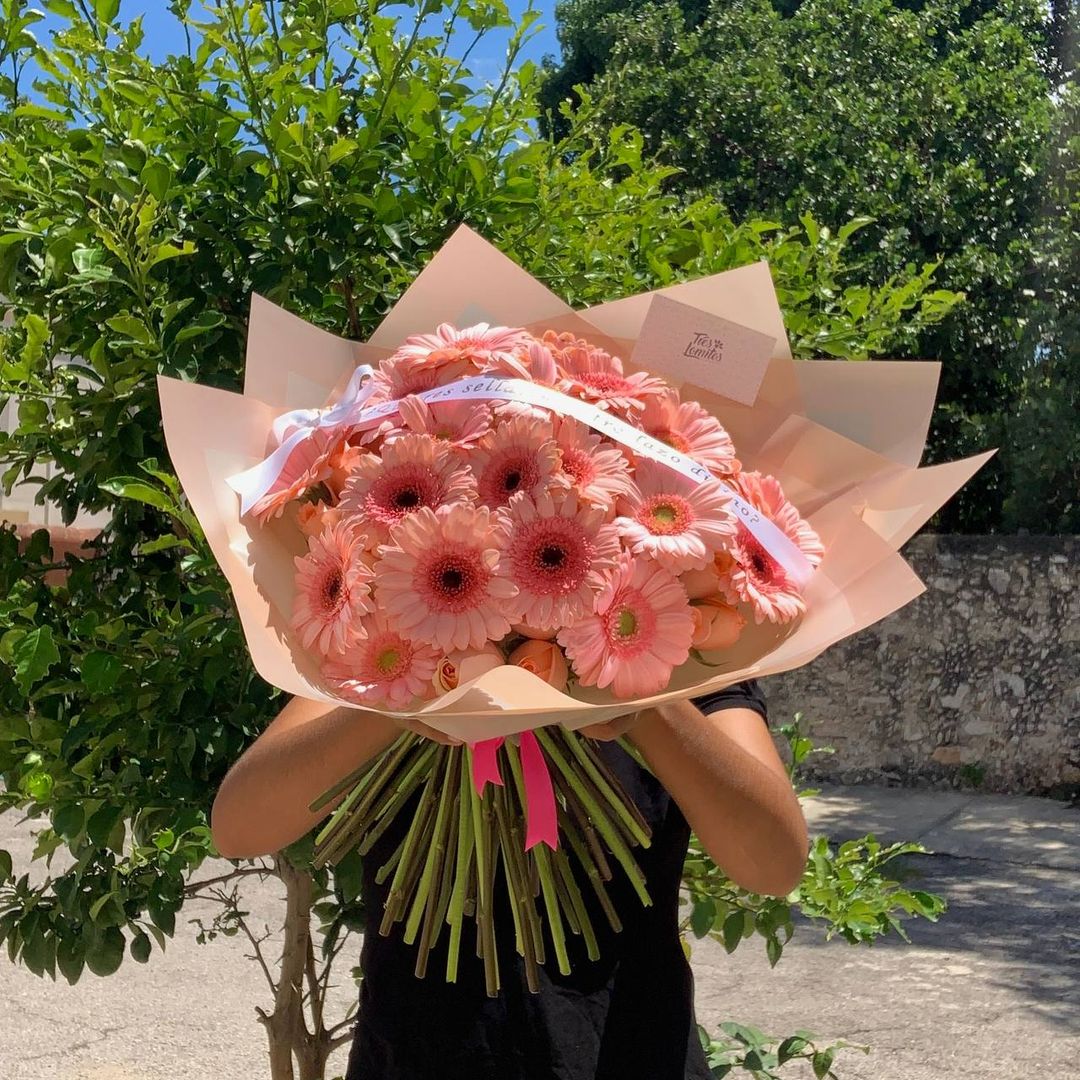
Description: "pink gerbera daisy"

(338, 433), (475, 546)
(374, 503), (517, 652)
(726, 471), (825, 624)
(552, 416), (633, 512)
(546, 330), (666, 415)
(369, 355), (471, 401)
(614, 459), (736, 572)
(388, 322), (535, 371)
(250, 428), (342, 521)
(557, 552), (695, 699)
(497, 489), (621, 631)
(470, 413), (561, 509)
(394, 394), (493, 449)
(322, 611), (440, 710)
(634, 391), (740, 475)
(291, 520), (374, 656)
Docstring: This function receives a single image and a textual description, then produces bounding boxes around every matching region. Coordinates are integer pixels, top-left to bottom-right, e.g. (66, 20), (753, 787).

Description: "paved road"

(2, 786), (1077, 1080)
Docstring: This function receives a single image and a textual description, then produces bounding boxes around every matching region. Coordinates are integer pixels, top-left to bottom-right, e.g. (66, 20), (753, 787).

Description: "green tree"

(1, 2), (953, 1077)
(539, 0), (1074, 531)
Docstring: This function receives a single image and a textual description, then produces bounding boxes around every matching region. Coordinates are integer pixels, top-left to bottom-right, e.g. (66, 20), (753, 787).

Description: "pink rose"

(296, 501), (342, 538)
(433, 643), (505, 693)
(511, 622), (558, 641)
(508, 639), (569, 692)
(680, 565), (721, 600)
(691, 599), (746, 651)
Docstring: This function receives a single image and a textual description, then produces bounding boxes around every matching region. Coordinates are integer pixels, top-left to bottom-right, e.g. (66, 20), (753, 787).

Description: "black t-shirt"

(344, 679), (769, 1080)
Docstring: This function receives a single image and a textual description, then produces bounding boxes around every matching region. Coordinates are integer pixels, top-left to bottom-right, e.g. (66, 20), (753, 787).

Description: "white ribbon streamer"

(227, 372), (814, 587)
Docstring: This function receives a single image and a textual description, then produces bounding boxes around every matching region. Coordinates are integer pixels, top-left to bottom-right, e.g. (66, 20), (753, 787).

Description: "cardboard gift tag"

(631, 293), (776, 405)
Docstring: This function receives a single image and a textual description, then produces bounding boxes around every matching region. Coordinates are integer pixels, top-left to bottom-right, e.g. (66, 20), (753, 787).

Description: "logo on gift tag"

(683, 331), (725, 364)
(631, 293), (776, 406)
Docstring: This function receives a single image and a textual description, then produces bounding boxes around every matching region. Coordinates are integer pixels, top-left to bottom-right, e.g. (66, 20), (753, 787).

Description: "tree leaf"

(140, 160), (172, 201)
(84, 926), (125, 977)
(11, 627), (60, 693)
(20, 313), (49, 367)
(105, 315), (155, 346)
(53, 803), (85, 840)
(690, 897), (715, 938)
(721, 910), (743, 954)
(129, 930), (152, 963)
(93, 0), (121, 24)
(813, 1049), (836, 1079)
(99, 477), (173, 512)
(778, 1036), (809, 1064)
(173, 311), (225, 344)
(81, 651), (123, 694)
(56, 936), (84, 985)
(13, 103), (68, 122)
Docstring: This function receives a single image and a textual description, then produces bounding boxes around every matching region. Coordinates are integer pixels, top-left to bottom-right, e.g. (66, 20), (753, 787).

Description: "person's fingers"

(398, 718), (463, 746)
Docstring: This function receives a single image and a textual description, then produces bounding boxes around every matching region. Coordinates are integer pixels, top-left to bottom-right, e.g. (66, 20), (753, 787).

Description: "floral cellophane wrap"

(157, 225), (993, 741)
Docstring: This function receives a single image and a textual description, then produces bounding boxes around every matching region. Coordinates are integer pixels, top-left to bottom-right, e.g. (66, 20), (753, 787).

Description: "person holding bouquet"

(211, 681), (808, 1080)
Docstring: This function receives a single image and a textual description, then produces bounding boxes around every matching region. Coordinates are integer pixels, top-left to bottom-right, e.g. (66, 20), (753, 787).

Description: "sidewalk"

(696, 786), (1080, 1080)
(1, 786), (1077, 1080)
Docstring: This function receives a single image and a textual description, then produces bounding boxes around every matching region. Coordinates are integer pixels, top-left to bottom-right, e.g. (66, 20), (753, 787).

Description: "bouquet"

(158, 225), (991, 996)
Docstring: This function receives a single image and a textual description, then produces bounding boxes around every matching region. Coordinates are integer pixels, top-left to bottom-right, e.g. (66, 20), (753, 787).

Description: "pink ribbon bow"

(469, 733), (558, 851)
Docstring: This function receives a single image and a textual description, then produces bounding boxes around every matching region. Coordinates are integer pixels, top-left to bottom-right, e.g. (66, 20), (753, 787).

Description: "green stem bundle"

(309, 727), (653, 997)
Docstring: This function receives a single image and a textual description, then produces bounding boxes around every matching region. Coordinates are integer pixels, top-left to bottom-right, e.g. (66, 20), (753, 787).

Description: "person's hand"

(391, 716), (463, 746)
(576, 710), (644, 742)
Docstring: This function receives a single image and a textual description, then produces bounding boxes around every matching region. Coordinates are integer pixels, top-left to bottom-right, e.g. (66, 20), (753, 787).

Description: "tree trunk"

(262, 855), (320, 1080)
(251, 855), (349, 1080)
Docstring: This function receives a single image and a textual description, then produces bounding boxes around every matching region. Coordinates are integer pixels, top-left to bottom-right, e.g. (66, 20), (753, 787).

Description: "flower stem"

(534, 728), (652, 909)
(411, 749), (461, 976)
(380, 754), (441, 936)
(555, 845), (599, 962)
(445, 759), (475, 984)
(565, 730), (648, 846)
(559, 728), (652, 847)
(504, 741), (570, 976)
(356, 740), (440, 855)
(494, 779), (541, 991)
(467, 748), (499, 996)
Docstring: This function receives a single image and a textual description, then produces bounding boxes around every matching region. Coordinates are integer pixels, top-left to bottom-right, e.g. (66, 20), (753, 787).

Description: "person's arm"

(582, 697), (808, 897)
(209, 696), (459, 860)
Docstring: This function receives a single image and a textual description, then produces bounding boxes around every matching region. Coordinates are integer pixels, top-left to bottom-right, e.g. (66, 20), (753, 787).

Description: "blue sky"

(35, 2), (562, 82)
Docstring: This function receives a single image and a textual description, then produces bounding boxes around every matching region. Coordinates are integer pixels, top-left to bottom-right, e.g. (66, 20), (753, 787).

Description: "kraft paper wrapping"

(157, 225), (992, 743)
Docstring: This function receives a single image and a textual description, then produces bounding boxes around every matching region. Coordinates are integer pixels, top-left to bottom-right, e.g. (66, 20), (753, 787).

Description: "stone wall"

(765, 535), (1079, 794)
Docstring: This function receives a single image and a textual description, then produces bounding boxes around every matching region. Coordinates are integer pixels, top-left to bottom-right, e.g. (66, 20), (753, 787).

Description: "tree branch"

(184, 863), (273, 896)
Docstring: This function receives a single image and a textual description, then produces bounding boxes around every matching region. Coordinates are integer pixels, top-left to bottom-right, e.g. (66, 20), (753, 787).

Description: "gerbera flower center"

(649, 426), (690, 454)
(540, 545), (566, 568)
(601, 588), (658, 656)
(580, 371), (631, 395)
(640, 494), (693, 536)
(376, 646), (403, 674)
(740, 531), (785, 587)
(321, 567), (344, 610)
(441, 567), (465, 592)
(479, 449), (545, 506)
(366, 466), (443, 524)
(419, 547), (492, 613)
(560, 447), (593, 486)
(512, 517), (594, 598)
